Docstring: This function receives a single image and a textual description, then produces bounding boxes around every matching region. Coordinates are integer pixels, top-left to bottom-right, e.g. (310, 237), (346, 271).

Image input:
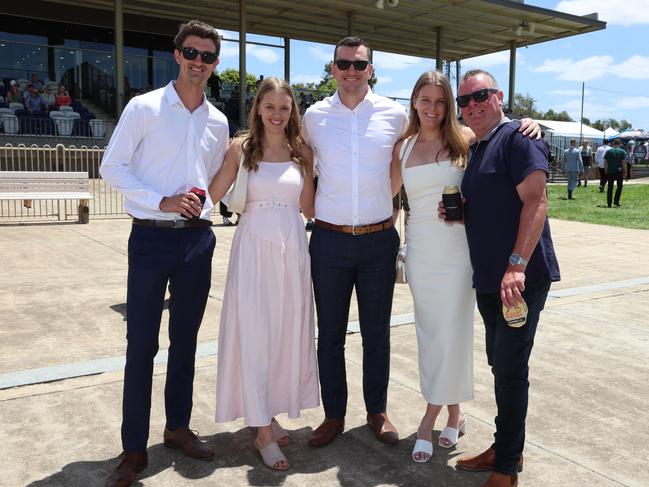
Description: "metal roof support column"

(508, 41), (516, 114)
(284, 37), (290, 84)
(239, 0), (247, 128)
(347, 11), (354, 36)
(436, 27), (443, 71)
(115, 0), (125, 117)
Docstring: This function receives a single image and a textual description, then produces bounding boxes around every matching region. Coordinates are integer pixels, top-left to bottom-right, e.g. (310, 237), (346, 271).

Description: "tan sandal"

(271, 419), (290, 447)
(253, 439), (289, 470)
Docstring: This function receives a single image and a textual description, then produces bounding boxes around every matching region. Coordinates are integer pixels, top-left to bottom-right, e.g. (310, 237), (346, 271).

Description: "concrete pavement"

(1, 216), (648, 487)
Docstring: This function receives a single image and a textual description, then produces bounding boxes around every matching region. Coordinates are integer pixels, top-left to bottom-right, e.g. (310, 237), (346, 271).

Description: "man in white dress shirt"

(100, 20), (228, 487)
(303, 37), (408, 447)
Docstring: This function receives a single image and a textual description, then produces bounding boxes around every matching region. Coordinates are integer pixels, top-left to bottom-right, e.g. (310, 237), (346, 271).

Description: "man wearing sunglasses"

(101, 19), (228, 487)
(303, 37), (408, 448)
(452, 69), (560, 487)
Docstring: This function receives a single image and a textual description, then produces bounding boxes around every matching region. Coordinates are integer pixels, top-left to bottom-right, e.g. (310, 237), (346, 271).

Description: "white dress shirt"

(100, 81), (229, 220)
(303, 89), (408, 226)
(594, 144), (611, 169)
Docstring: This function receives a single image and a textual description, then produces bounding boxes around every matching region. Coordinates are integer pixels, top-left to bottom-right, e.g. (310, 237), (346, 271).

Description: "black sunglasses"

(334, 59), (369, 71)
(180, 46), (218, 64)
(456, 88), (499, 108)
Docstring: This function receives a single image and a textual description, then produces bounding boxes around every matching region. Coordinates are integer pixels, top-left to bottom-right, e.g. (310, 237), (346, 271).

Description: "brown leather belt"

(132, 217), (212, 228)
(315, 217), (393, 235)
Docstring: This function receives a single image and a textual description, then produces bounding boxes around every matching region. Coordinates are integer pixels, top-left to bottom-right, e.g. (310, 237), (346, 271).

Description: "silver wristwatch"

(508, 253), (528, 268)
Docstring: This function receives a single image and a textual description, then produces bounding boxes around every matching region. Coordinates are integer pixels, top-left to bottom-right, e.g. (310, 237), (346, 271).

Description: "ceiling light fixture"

(374, 0), (399, 9)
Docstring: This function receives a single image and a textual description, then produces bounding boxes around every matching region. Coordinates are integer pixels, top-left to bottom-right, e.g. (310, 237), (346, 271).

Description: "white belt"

(244, 198), (298, 212)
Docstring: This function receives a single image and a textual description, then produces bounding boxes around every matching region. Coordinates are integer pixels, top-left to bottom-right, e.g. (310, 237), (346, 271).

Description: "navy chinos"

(121, 224), (215, 452)
(475, 278), (551, 476)
(309, 224), (399, 419)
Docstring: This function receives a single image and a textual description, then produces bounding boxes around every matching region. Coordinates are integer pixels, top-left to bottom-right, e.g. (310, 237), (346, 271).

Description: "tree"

(513, 93), (541, 118)
(619, 119), (632, 131)
(218, 68), (257, 89)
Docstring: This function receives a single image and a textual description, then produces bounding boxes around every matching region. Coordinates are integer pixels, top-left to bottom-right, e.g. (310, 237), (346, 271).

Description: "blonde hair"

(402, 71), (468, 168)
(235, 77), (308, 174)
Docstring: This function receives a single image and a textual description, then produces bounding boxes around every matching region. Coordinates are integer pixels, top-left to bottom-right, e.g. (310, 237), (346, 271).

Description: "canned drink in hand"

(442, 185), (463, 221)
(182, 187), (206, 220)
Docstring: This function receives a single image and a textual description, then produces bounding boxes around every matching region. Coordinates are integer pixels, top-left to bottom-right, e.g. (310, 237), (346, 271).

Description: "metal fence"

(0, 143), (127, 222)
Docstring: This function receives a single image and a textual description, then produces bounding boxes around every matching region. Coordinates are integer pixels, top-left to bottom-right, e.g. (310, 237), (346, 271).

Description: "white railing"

(0, 143), (126, 221)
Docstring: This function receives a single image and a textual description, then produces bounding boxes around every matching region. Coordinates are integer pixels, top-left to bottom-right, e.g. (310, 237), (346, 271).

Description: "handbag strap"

(397, 133), (419, 244)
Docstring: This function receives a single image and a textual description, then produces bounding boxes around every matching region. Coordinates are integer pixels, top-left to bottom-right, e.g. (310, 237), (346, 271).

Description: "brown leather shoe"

(456, 447), (523, 473)
(366, 412), (399, 445)
(482, 472), (518, 487)
(308, 417), (344, 447)
(163, 427), (214, 460)
(105, 451), (147, 487)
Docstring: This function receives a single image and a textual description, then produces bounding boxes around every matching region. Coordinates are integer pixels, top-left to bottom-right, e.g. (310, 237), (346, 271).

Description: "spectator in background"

(604, 139), (626, 208)
(594, 138), (611, 193)
(55, 85), (72, 108)
(30, 73), (44, 90)
(22, 83), (33, 101)
(5, 82), (23, 104)
(564, 139), (583, 200)
(208, 72), (222, 100)
(579, 139), (592, 187)
(41, 86), (56, 106)
(25, 88), (48, 113)
(625, 140), (636, 181)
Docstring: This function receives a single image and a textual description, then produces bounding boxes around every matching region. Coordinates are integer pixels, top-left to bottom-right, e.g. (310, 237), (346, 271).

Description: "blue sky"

(215, 0), (649, 130)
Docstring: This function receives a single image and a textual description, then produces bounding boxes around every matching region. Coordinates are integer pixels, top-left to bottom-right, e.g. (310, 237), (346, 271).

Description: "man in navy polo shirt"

(452, 69), (560, 487)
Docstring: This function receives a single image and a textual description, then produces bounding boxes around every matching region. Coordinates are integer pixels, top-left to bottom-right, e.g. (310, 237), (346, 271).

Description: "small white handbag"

(222, 151), (248, 214)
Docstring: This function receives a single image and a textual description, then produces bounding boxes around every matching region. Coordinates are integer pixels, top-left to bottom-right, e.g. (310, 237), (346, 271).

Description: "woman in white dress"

(391, 71), (540, 463)
(208, 77), (319, 471)
(390, 71), (474, 462)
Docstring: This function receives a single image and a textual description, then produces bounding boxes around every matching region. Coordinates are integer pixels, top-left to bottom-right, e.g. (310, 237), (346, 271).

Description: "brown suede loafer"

(163, 427), (214, 460)
(456, 447), (523, 473)
(366, 412), (399, 445)
(482, 472), (518, 487)
(308, 417), (345, 447)
(105, 451), (147, 487)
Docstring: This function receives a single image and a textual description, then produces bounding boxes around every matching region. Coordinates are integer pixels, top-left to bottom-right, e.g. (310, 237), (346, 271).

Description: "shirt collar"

(479, 116), (511, 142)
(164, 81), (208, 113)
(331, 86), (375, 110)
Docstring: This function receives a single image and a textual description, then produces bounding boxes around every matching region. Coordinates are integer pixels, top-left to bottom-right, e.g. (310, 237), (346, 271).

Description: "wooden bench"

(0, 171), (93, 223)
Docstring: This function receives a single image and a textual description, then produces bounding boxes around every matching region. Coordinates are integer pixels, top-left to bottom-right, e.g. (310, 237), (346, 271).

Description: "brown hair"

(236, 77), (308, 175)
(334, 36), (372, 62)
(402, 71), (468, 168)
(173, 20), (221, 56)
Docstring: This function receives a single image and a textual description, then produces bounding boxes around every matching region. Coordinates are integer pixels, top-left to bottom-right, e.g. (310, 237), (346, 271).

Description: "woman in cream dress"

(208, 77), (319, 471)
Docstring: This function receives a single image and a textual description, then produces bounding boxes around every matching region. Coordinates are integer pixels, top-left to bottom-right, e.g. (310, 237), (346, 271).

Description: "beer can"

(442, 185), (463, 221)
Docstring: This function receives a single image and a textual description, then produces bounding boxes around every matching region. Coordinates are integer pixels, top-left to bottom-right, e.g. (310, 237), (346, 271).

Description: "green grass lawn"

(547, 183), (649, 229)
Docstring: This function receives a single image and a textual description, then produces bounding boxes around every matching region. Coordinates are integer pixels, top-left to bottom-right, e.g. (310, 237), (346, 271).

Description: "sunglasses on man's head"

(334, 59), (369, 71)
(180, 47), (218, 64)
(456, 88), (499, 108)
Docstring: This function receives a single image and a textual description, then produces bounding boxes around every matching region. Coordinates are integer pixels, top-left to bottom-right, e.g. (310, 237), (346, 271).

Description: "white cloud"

(616, 56), (649, 79)
(220, 43), (239, 59)
(532, 55), (614, 81)
(308, 46), (333, 63)
(463, 51), (511, 68)
(615, 97), (649, 110)
(377, 76), (393, 84)
(547, 89), (592, 96)
(292, 73), (322, 84)
(247, 45), (279, 64)
(373, 52), (423, 70)
(555, 0), (649, 26)
(533, 54), (649, 81)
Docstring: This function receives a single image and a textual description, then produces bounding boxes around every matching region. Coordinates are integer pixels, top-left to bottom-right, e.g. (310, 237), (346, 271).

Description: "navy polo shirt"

(461, 120), (561, 294)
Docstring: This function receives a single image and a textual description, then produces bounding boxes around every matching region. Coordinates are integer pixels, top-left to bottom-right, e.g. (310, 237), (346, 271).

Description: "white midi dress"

(402, 146), (476, 405)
